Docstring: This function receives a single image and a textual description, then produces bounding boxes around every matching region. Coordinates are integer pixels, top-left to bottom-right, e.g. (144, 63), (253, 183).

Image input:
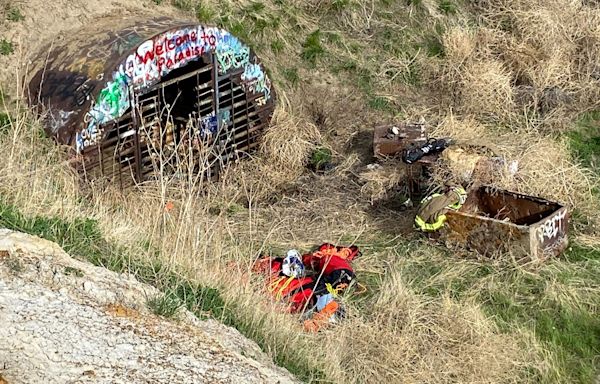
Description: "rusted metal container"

(27, 16), (275, 187)
(441, 186), (569, 261)
(373, 122), (427, 158)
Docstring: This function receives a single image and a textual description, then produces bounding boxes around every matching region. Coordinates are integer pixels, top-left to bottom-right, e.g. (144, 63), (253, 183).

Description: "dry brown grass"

(0, 99), (535, 383)
(358, 163), (406, 203)
(1, 0), (599, 382)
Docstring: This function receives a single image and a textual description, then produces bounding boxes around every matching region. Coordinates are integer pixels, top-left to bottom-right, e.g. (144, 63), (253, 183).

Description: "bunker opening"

(27, 17), (276, 188)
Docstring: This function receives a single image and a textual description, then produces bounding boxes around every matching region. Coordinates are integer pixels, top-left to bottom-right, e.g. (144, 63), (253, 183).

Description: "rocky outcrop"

(0, 229), (297, 384)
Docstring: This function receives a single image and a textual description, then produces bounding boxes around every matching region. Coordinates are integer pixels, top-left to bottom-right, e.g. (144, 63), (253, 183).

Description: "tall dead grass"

(0, 93), (535, 383)
(1, 0), (598, 382)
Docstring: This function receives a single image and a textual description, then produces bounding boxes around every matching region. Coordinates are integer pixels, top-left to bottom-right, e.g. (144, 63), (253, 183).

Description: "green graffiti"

(96, 73), (129, 119)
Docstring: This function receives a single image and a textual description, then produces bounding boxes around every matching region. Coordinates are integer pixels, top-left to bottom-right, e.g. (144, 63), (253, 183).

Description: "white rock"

(0, 229), (298, 383)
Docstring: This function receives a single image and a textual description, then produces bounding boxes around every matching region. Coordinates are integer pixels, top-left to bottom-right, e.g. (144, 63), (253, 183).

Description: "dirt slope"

(0, 229), (298, 383)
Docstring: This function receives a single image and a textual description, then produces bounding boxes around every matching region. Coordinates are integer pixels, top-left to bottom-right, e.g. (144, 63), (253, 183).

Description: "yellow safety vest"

(414, 187), (466, 232)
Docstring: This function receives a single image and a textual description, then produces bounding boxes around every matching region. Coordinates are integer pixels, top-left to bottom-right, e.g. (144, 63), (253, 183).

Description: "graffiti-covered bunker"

(28, 17), (275, 186)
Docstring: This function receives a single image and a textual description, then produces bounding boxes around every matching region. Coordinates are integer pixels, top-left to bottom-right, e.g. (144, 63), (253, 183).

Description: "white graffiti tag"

(537, 210), (567, 242)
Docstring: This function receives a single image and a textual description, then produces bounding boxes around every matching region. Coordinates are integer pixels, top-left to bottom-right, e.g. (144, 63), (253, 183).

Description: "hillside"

(0, 0), (599, 383)
(0, 229), (297, 383)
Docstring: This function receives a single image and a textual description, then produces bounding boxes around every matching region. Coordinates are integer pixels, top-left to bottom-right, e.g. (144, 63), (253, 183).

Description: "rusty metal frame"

(440, 186), (569, 261)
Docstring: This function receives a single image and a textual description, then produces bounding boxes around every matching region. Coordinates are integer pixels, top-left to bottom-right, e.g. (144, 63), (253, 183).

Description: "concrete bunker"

(28, 17), (275, 187)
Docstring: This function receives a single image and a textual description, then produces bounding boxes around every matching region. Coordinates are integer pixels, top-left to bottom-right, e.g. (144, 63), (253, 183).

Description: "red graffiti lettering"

(157, 57), (166, 73)
(155, 43), (164, 56)
(166, 58), (174, 69)
(167, 38), (176, 51)
(137, 49), (155, 65)
(200, 31), (216, 47)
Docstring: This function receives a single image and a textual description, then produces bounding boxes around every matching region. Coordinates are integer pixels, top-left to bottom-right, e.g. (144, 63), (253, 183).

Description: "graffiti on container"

(218, 108), (231, 128)
(241, 63), (272, 101)
(109, 32), (145, 56)
(256, 96), (267, 106)
(200, 113), (218, 139)
(74, 79), (97, 106)
(216, 34), (250, 74)
(76, 25), (271, 152)
(48, 110), (75, 134)
(76, 72), (129, 152)
(537, 210), (567, 242)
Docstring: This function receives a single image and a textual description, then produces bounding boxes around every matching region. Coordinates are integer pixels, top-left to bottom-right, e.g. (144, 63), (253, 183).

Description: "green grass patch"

(422, 34), (445, 57)
(6, 6), (24, 22)
(331, 0), (352, 11)
(309, 146), (333, 172)
(438, 0), (457, 15)
(568, 111), (600, 172)
(0, 39), (14, 56)
(0, 112), (12, 134)
(196, 3), (215, 22)
(172, 0), (194, 12)
(148, 290), (183, 318)
(282, 67), (300, 87)
(392, 239), (600, 383)
(270, 39), (284, 54)
(368, 96), (391, 111)
(301, 30), (325, 66)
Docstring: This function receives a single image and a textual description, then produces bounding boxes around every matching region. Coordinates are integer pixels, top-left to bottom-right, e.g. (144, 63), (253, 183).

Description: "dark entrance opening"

(78, 49), (269, 188)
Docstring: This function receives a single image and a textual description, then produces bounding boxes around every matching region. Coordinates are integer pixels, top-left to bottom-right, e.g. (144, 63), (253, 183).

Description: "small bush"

(309, 147), (332, 172)
(148, 291), (182, 318)
(301, 30), (325, 66)
(0, 39), (14, 55)
(6, 7), (24, 22)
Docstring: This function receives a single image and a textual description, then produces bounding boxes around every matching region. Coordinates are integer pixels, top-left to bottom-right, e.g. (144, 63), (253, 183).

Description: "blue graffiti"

(218, 108), (231, 128)
(200, 114), (218, 139)
(215, 33), (250, 74)
(241, 63), (271, 101)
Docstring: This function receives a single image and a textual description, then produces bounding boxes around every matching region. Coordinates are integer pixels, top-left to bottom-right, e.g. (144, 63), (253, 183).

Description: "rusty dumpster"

(440, 186), (569, 261)
(27, 16), (275, 187)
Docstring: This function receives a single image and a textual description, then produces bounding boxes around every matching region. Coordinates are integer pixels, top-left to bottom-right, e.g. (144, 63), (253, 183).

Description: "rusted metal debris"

(440, 186), (569, 261)
(27, 16), (275, 187)
(373, 122), (427, 159)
